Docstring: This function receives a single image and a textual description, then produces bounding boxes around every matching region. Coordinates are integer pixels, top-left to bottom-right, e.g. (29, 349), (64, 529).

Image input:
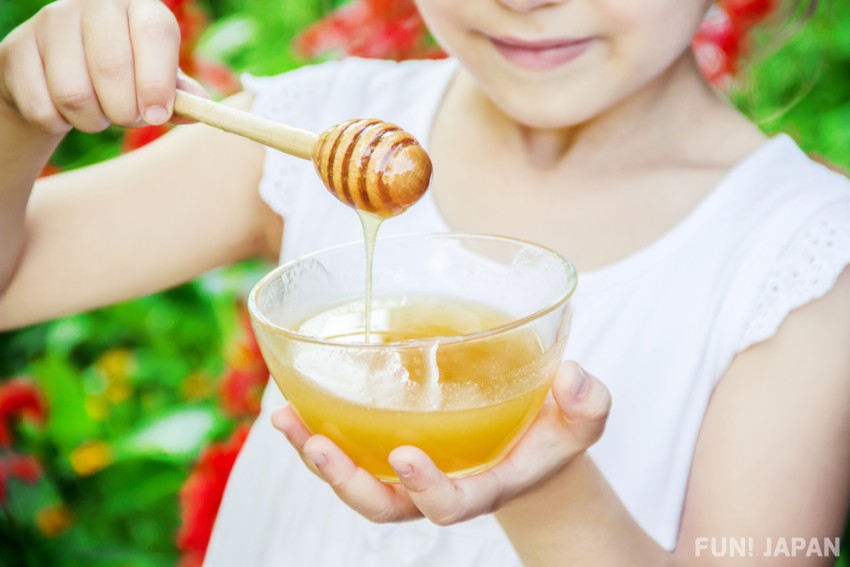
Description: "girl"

(1, 0), (848, 565)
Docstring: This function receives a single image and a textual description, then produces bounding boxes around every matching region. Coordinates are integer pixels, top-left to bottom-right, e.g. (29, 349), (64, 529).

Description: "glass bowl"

(248, 233), (577, 481)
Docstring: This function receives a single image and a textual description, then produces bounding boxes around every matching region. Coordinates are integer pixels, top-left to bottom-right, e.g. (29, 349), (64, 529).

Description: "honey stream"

(356, 210), (384, 343)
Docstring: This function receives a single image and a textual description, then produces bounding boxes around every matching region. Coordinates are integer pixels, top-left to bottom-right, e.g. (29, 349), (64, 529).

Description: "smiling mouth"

(488, 36), (593, 70)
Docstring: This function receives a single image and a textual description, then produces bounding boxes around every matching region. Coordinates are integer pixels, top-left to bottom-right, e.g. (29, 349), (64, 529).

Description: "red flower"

(191, 58), (241, 98)
(294, 0), (446, 61)
(161, 0), (208, 73)
(219, 307), (269, 418)
(0, 454), (43, 503)
(0, 377), (47, 448)
(219, 367), (266, 418)
(122, 124), (171, 152)
(177, 423), (252, 567)
(38, 163), (62, 178)
(694, 6), (739, 85)
(238, 305), (264, 360)
(6, 454), (41, 480)
(723, 0), (777, 27)
(693, 0), (778, 85)
(120, 0), (238, 152)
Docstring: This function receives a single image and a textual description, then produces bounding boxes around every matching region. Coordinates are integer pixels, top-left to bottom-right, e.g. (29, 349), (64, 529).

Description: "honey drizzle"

(357, 210), (384, 342)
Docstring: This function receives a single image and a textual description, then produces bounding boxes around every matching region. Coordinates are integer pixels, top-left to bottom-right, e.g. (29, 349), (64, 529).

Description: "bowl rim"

(247, 232), (578, 349)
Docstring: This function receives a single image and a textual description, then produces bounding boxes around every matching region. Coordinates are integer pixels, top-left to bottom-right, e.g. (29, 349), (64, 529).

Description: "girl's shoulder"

(725, 134), (850, 215)
(713, 134), (850, 265)
(716, 134), (850, 354)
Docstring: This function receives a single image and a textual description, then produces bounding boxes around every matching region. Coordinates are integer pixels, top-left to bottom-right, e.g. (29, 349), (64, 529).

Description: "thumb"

(176, 71), (209, 99)
(552, 361), (612, 449)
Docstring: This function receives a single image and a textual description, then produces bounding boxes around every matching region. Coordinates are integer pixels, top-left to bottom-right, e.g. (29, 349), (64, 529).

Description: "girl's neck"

(462, 52), (726, 171)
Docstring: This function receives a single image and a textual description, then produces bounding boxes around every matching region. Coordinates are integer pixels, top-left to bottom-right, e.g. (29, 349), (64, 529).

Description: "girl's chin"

(491, 97), (598, 131)
(470, 73), (604, 129)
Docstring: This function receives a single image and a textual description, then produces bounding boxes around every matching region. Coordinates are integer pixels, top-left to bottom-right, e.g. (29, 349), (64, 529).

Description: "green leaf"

(197, 14), (258, 61)
(2, 475), (62, 529)
(45, 317), (92, 358)
(117, 407), (219, 460)
(31, 356), (98, 449)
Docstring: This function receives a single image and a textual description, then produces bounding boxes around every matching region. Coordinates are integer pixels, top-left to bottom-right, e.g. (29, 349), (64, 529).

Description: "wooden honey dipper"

(173, 90), (432, 217)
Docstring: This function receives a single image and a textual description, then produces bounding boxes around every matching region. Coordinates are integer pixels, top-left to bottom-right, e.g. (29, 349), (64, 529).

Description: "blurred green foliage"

(735, 0), (850, 169)
(0, 0), (312, 565)
(0, 0), (848, 566)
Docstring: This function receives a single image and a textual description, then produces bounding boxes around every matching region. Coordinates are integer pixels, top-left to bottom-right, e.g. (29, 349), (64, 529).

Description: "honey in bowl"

(257, 295), (564, 481)
(248, 233), (576, 483)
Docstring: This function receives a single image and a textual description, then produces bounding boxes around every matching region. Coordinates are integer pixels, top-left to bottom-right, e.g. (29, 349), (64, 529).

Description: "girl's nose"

(498, 0), (565, 13)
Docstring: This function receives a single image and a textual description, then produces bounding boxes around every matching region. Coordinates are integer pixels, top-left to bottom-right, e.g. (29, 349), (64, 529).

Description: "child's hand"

(272, 361), (612, 525)
(0, 0), (206, 135)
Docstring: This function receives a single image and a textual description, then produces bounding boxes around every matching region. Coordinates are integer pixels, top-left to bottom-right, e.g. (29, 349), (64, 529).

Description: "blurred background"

(0, 0), (848, 565)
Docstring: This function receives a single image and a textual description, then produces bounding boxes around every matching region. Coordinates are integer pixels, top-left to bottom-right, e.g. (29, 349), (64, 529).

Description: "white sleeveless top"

(204, 58), (850, 566)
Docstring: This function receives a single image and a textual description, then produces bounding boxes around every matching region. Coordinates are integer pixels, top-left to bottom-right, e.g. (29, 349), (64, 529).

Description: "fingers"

(271, 405), (325, 477)
(170, 71), (208, 125)
(128, 0), (181, 124)
(176, 71), (208, 98)
(36, 5), (108, 133)
(302, 435), (420, 523)
(393, 361), (611, 524)
(2, 0), (186, 133)
(485, 361), (611, 496)
(271, 408), (420, 523)
(1, 31), (70, 135)
(81, 0), (139, 127)
(389, 446), (503, 525)
(270, 405), (312, 451)
(552, 361), (612, 447)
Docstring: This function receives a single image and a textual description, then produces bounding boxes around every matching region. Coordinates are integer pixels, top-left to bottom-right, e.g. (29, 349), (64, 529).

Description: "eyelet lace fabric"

(241, 64), (340, 218)
(737, 199), (850, 351)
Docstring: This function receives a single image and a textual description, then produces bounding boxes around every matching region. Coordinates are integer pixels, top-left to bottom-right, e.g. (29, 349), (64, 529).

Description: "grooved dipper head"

(313, 118), (433, 218)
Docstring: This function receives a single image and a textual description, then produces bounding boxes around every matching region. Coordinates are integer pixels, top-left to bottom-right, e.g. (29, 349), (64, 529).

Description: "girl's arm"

(0, 106), (275, 331)
(0, 92), (64, 296)
(497, 267), (850, 566)
(673, 266), (850, 565)
(0, 0), (279, 330)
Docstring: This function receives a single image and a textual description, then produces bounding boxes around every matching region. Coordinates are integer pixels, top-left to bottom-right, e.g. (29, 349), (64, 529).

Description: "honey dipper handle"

(173, 90), (318, 160)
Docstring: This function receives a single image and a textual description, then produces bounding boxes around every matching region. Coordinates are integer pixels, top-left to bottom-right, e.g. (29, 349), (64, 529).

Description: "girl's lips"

(489, 36), (593, 70)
